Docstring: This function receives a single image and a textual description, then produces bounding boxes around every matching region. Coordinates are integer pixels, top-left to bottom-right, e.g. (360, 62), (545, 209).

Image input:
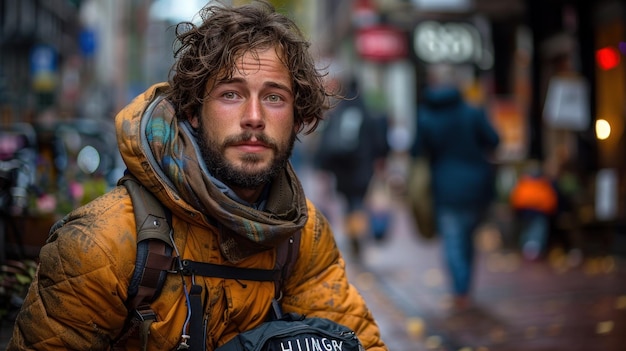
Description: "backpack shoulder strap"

(113, 174), (175, 351)
(120, 174), (174, 306)
(276, 231), (301, 296)
(268, 231), (301, 320)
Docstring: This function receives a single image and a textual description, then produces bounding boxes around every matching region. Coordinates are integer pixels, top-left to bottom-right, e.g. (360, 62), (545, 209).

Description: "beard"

(196, 123), (296, 190)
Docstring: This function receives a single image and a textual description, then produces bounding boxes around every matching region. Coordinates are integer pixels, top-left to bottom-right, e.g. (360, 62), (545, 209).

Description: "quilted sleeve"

(6, 190), (136, 350)
(281, 201), (388, 351)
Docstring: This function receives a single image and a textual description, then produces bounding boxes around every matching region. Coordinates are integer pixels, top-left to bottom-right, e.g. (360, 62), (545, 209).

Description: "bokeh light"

(595, 119), (611, 140)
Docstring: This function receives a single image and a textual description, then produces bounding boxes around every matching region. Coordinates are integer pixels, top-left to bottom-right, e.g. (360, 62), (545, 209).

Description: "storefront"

(525, 0), (626, 255)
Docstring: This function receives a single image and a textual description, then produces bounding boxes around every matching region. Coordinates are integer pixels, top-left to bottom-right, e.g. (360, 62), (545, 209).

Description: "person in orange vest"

(509, 160), (559, 260)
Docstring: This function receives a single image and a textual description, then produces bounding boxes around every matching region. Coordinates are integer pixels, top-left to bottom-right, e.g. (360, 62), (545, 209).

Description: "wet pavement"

(335, 196), (626, 351)
(2, 171), (626, 351)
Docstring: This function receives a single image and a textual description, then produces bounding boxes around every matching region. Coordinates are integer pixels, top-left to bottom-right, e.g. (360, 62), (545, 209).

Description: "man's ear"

(293, 119), (302, 134)
(190, 114), (200, 128)
(190, 105), (203, 128)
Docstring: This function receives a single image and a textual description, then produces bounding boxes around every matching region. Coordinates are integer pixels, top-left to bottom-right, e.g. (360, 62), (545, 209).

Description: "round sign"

(413, 21), (482, 64)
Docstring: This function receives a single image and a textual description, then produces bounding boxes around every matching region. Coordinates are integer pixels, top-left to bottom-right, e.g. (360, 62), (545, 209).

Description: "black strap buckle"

(134, 307), (157, 322)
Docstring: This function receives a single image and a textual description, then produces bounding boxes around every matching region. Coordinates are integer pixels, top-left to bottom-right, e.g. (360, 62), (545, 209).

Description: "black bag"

(216, 312), (364, 351)
(315, 105), (365, 170)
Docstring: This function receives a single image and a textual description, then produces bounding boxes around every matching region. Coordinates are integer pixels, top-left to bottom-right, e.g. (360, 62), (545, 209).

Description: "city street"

(2, 0), (626, 350)
(2, 170), (626, 351)
(328, 182), (626, 351)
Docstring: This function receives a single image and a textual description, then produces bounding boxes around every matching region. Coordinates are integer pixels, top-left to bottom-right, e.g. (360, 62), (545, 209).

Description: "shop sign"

(79, 29), (97, 58)
(30, 44), (58, 92)
(356, 25), (408, 62)
(543, 76), (590, 131)
(596, 168), (618, 221)
(413, 21), (482, 64)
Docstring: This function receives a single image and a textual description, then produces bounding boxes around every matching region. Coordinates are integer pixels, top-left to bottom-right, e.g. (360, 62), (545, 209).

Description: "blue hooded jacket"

(411, 86), (500, 209)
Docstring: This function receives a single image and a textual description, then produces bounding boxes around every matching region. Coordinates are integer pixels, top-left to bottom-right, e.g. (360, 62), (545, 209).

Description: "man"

(411, 64), (499, 311)
(313, 76), (389, 258)
(7, 2), (387, 350)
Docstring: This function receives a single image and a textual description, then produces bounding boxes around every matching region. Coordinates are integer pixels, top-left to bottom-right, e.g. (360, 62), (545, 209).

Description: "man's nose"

(241, 98), (265, 130)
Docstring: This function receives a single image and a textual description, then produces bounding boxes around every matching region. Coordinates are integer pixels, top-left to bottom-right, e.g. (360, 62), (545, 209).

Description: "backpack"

(113, 176), (363, 351)
(216, 312), (364, 351)
(316, 105), (366, 170)
(509, 175), (558, 215)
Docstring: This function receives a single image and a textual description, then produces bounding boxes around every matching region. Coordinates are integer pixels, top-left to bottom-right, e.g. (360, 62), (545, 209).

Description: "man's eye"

(223, 92), (237, 99)
(267, 94), (282, 102)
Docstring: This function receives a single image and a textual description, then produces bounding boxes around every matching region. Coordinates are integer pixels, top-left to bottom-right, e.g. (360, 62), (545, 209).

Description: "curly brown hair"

(165, 0), (332, 135)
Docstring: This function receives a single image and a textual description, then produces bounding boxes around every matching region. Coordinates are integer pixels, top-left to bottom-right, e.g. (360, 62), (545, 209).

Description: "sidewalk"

(3, 168), (625, 351)
(339, 199), (626, 351)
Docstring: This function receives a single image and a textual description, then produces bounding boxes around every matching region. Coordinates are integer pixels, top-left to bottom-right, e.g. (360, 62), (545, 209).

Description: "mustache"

(223, 132), (278, 150)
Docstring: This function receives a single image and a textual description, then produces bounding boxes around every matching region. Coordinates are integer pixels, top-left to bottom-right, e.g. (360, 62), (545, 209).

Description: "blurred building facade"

(315, 0), (626, 255)
(0, 0), (82, 120)
(1, 0), (625, 256)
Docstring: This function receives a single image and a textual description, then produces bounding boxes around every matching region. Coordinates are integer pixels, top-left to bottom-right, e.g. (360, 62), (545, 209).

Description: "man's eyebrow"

(215, 78), (292, 94)
(214, 77), (243, 87)
(265, 81), (293, 95)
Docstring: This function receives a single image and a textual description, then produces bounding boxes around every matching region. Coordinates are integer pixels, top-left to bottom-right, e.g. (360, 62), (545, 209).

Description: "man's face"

(192, 47), (297, 196)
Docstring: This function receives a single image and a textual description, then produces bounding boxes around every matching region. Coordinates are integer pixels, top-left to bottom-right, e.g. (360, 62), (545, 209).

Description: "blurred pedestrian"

(509, 160), (559, 261)
(314, 76), (390, 259)
(410, 64), (500, 311)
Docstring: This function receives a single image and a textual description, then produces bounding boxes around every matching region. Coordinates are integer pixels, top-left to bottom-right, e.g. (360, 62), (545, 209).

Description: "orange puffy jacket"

(7, 83), (387, 351)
